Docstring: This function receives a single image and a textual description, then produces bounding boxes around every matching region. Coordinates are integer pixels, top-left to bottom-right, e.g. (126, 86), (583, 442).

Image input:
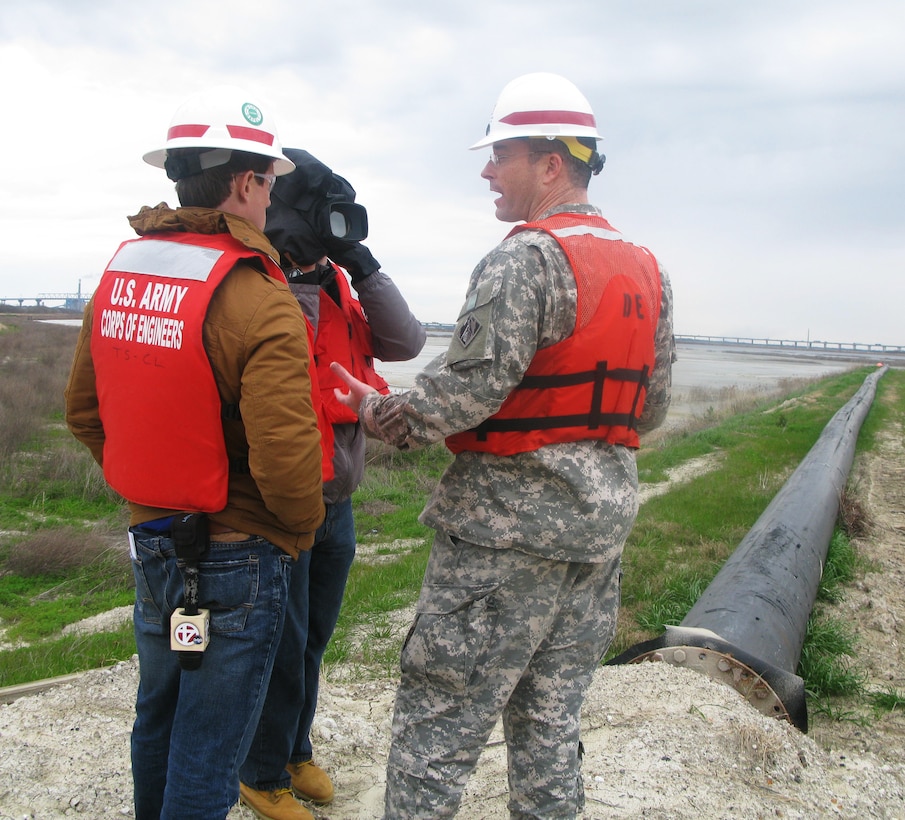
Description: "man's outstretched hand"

(331, 362), (377, 415)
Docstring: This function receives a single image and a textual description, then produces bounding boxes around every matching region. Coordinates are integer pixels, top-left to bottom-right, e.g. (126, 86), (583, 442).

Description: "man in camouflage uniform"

(333, 73), (675, 819)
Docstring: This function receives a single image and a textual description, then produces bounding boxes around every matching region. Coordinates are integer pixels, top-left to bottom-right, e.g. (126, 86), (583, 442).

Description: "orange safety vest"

(310, 265), (390, 428)
(446, 213), (661, 456)
(91, 231), (315, 511)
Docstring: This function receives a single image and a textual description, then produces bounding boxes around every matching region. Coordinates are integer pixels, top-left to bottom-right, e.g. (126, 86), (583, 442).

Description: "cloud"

(0, 0), (902, 344)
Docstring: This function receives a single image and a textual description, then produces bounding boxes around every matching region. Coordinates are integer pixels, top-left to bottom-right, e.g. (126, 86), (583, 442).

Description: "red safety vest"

(91, 231), (296, 512)
(311, 266), (390, 428)
(446, 213), (661, 455)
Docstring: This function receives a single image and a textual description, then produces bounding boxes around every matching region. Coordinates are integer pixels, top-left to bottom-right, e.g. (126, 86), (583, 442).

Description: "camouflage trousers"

(384, 532), (622, 819)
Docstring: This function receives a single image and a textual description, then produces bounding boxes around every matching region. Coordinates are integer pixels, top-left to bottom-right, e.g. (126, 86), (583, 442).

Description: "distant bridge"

(0, 293), (88, 310)
(676, 334), (905, 357)
(423, 327), (905, 357)
(1, 305), (902, 356)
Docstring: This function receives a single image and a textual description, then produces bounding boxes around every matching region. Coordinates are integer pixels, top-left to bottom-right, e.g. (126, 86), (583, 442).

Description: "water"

(376, 335), (451, 389)
(39, 319), (83, 327)
(376, 336), (866, 433)
(669, 343), (860, 392)
(376, 336), (858, 393)
(45, 320), (862, 395)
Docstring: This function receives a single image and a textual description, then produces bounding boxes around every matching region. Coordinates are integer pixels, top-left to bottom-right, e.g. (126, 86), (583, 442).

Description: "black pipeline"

(608, 366), (887, 732)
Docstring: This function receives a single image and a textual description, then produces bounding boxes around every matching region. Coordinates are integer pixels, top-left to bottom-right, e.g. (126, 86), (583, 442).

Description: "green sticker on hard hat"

(242, 103), (263, 126)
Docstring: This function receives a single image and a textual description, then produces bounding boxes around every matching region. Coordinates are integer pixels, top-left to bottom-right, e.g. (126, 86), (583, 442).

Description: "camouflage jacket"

(358, 203), (675, 562)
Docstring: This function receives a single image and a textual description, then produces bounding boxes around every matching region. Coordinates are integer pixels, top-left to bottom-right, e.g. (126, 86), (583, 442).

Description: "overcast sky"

(1, 0), (903, 345)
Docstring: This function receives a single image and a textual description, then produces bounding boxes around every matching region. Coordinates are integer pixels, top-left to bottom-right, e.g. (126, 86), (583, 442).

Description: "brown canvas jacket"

(64, 204), (325, 557)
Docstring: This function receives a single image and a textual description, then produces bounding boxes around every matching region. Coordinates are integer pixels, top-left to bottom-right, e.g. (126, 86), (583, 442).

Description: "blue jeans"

(240, 498), (356, 790)
(129, 530), (293, 820)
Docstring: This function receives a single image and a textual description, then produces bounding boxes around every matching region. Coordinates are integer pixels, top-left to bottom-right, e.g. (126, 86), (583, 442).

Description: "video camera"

(267, 149), (379, 281)
(272, 148), (368, 243)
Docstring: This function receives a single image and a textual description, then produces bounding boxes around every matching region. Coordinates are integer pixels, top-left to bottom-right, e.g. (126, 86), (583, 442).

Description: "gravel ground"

(1, 657), (903, 819)
(1, 388), (903, 819)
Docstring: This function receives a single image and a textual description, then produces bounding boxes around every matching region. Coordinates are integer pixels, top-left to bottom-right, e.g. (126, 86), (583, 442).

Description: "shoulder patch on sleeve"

(447, 278), (500, 366)
(457, 314), (481, 348)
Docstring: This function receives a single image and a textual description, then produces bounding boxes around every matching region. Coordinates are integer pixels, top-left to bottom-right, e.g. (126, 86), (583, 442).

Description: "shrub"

(4, 523), (131, 581)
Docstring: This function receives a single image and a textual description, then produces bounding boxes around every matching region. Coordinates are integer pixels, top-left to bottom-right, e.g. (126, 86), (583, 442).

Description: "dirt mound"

(1, 655), (903, 819)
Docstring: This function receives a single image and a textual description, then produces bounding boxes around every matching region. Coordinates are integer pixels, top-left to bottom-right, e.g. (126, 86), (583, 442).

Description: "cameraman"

(238, 150), (426, 820)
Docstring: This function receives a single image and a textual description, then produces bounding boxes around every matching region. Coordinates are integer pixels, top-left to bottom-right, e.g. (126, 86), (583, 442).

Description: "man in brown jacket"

(64, 85), (325, 820)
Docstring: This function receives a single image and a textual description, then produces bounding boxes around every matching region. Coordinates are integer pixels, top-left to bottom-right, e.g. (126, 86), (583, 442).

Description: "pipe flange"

(629, 646), (792, 724)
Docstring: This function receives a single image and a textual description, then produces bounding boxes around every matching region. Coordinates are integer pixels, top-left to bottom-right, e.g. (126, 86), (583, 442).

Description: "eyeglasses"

(488, 151), (552, 167)
(254, 173), (277, 191)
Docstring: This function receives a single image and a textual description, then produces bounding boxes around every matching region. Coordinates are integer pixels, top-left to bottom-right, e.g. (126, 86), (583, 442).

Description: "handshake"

(267, 148), (380, 283)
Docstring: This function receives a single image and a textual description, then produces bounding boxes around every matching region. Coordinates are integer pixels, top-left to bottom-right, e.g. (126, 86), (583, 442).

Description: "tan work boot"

(238, 782), (314, 820)
(285, 760), (334, 804)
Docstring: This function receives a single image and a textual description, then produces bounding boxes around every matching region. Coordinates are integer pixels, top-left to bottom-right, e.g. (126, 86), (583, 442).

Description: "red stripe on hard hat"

(226, 125), (275, 146)
(499, 110), (596, 128)
(167, 124), (210, 139)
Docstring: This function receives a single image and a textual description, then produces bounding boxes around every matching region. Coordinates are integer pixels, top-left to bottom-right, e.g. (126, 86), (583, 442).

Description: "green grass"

(798, 614), (865, 699)
(324, 543), (431, 673)
(352, 442), (452, 541)
(0, 625), (136, 684)
(0, 494), (121, 532)
(817, 531), (859, 603)
(0, 556), (134, 642)
(868, 687), (905, 713)
(321, 443), (445, 674)
(633, 573), (711, 633)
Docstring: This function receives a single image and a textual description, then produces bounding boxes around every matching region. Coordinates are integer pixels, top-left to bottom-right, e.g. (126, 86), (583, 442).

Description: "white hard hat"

(469, 72), (603, 150)
(143, 85), (295, 178)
